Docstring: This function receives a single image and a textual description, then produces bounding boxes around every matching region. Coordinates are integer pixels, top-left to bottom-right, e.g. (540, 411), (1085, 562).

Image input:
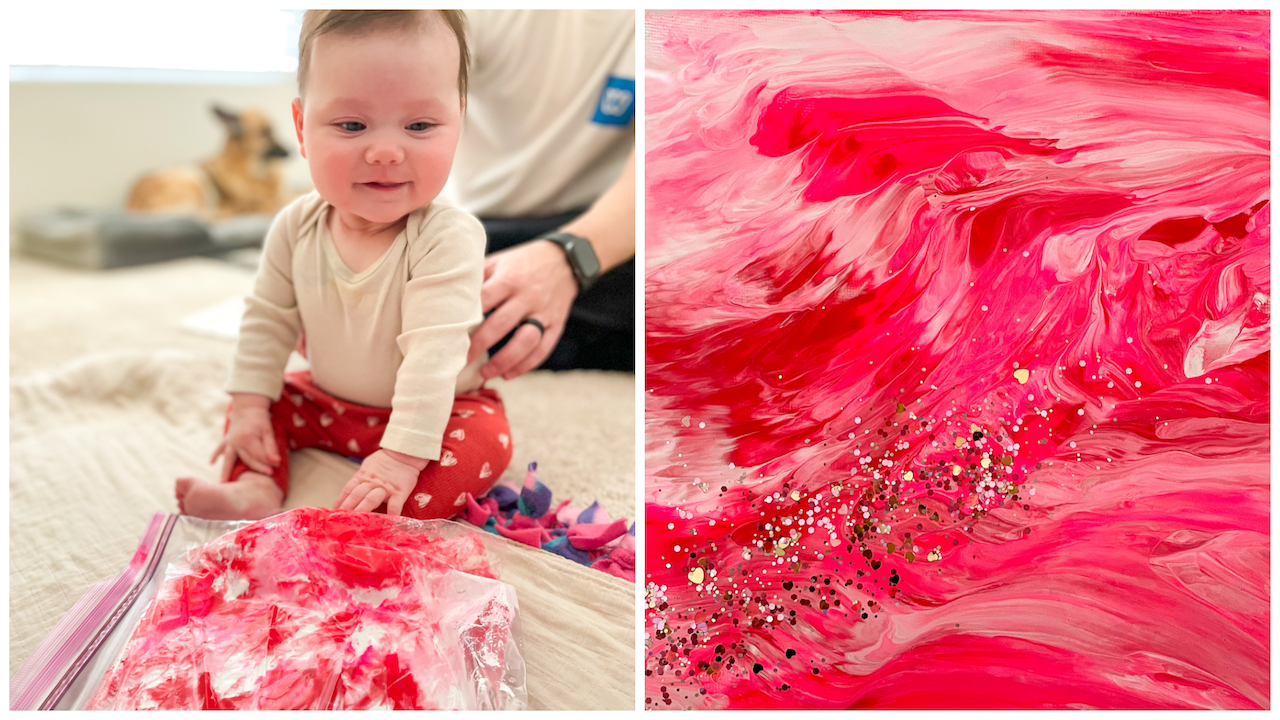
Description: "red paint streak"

(751, 90), (1065, 202)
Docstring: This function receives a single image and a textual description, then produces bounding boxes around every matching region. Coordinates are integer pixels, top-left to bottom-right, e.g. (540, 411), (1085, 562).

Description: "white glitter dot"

(668, 523), (674, 530)
(1022, 250), (1030, 257)
(982, 305), (989, 311)
(1077, 408), (1084, 416)
(1078, 360), (1086, 367)
(1205, 377), (1213, 384)
(1135, 381), (1142, 388)
(1126, 337), (1133, 343)
(698, 422), (706, 428)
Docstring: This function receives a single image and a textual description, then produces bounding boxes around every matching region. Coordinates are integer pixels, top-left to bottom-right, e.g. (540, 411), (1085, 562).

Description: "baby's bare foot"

(174, 473), (283, 521)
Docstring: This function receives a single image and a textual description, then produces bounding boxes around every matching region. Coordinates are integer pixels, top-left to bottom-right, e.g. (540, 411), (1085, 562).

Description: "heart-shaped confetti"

(687, 567), (704, 584)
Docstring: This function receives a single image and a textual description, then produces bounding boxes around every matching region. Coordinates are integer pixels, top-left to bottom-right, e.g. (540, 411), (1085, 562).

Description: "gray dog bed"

(19, 209), (271, 270)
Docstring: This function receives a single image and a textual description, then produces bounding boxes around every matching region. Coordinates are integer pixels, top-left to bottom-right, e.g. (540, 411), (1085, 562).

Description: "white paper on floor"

(178, 296), (245, 340)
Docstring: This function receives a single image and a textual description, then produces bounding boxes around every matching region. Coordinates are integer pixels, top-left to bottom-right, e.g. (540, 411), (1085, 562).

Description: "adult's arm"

(467, 148), (635, 380)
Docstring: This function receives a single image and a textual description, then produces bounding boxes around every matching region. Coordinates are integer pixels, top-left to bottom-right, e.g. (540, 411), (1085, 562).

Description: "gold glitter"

(687, 567), (705, 584)
(1013, 368), (1030, 384)
(927, 550), (942, 562)
(790, 490), (801, 501)
(902, 470), (914, 482)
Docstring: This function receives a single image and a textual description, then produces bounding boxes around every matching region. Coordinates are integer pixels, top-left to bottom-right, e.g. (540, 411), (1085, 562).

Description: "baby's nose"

(364, 142), (404, 165)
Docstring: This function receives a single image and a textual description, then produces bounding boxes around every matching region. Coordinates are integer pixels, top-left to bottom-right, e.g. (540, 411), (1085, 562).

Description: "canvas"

(644, 10), (1269, 709)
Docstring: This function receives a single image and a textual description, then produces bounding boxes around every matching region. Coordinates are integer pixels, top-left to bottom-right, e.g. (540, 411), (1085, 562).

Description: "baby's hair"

(297, 10), (469, 101)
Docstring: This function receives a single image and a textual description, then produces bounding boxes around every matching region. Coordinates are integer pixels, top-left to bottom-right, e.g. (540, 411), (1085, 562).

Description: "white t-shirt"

(449, 9), (635, 218)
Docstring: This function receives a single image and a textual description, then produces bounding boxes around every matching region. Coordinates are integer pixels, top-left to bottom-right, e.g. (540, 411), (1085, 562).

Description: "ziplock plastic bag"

(85, 507), (526, 710)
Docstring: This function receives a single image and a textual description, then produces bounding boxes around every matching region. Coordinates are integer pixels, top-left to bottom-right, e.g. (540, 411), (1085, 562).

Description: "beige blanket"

(9, 256), (636, 710)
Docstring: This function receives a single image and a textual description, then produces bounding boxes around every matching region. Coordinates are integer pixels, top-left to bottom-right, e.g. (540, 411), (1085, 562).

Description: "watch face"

(568, 238), (601, 279)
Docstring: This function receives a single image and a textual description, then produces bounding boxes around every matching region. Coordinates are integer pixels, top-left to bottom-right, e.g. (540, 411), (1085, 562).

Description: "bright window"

(9, 7), (301, 74)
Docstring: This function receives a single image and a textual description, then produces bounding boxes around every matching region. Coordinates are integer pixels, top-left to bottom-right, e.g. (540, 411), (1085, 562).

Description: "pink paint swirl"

(644, 10), (1269, 709)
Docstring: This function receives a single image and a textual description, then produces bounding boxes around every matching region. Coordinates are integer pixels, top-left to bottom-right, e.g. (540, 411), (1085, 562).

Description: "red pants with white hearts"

(226, 370), (513, 520)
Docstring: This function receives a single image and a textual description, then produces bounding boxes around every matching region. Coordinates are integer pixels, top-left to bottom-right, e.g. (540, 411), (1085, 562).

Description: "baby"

(176, 10), (512, 521)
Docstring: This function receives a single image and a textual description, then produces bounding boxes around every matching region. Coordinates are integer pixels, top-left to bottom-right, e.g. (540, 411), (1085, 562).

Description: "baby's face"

(293, 21), (462, 226)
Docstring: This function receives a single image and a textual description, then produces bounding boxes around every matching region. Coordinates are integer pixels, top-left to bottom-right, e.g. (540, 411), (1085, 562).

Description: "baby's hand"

(212, 393), (281, 482)
(334, 449), (426, 516)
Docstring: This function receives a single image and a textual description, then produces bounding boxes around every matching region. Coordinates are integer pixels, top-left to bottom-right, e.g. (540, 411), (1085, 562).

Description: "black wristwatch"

(538, 231), (601, 293)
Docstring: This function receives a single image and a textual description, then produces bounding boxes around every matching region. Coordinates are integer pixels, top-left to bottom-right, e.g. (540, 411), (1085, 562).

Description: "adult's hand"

(467, 239), (578, 380)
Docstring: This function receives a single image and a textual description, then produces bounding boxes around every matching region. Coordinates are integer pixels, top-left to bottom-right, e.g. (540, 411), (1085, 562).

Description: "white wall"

(10, 75), (313, 233)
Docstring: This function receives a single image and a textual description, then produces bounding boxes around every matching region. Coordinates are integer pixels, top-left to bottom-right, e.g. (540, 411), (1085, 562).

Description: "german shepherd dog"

(127, 104), (290, 218)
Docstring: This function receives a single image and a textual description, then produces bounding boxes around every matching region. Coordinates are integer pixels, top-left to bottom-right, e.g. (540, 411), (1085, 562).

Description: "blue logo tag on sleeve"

(592, 76), (635, 126)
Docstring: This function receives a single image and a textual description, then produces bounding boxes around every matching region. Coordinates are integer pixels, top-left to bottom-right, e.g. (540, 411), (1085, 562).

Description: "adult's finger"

(484, 323), (545, 380)
(353, 487), (388, 514)
(504, 320), (565, 380)
(479, 267), (515, 314)
(469, 297), (531, 365)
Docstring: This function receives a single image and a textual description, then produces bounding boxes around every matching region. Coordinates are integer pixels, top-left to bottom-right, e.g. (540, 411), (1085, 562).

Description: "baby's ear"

(291, 98), (307, 159)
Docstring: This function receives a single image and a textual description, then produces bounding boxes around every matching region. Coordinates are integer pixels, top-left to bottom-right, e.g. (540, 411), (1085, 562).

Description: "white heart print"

(290, 394), (303, 406)
(449, 429), (466, 441)
(347, 439), (359, 453)
(457, 409), (475, 419)
(366, 416), (379, 426)
(439, 450), (458, 467)
(332, 402), (345, 415)
(479, 462), (492, 479)
(292, 413), (305, 427)
(481, 406), (495, 414)
(498, 434), (509, 449)
(414, 493), (431, 508)
(453, 492), (467, 507)
(319, 413), (333, 427)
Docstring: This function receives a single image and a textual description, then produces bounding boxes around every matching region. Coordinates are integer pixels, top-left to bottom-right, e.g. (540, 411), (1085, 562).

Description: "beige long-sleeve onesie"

(227, 191), (485, 461)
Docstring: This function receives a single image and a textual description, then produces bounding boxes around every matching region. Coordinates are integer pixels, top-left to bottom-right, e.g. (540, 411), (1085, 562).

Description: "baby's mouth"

(363, 182), (407, 191)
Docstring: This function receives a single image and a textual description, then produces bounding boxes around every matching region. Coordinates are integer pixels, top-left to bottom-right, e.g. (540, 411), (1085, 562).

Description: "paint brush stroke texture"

(644, 10), (1268, 710)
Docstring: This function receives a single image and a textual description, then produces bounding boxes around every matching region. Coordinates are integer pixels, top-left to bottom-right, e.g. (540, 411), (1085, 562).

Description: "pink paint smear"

(644, 10), (1269, 710)
(88, 508), (521, 710)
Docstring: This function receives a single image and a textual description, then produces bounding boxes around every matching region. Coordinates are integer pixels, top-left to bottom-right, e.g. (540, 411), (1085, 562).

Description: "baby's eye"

(406, 122), (436, 131)
(337, 121), (365, 132)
